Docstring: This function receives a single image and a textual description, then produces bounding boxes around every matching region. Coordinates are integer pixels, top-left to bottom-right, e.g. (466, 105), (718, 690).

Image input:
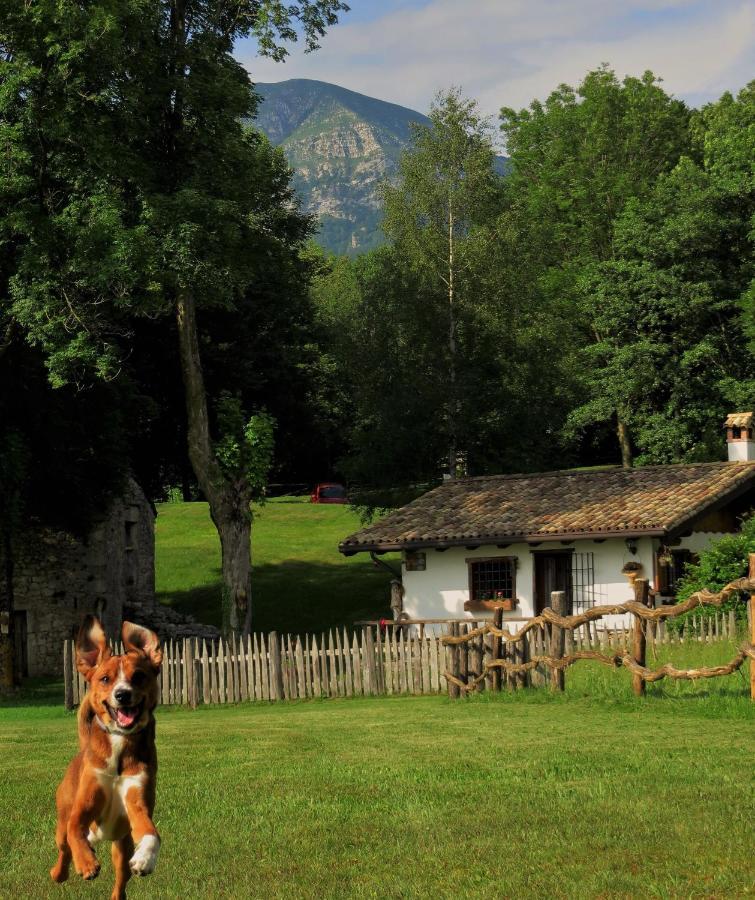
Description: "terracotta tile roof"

(340, 462), (755, 554)
(724, 412), (753, 429)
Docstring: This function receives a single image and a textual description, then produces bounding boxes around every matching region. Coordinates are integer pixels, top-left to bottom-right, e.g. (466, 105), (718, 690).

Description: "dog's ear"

(122, 621), (162, 670)
(76, 615), (110, 679)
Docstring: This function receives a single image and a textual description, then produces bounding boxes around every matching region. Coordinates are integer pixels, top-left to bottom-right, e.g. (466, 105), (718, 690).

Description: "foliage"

(568, 156), (753, 463)
(674, 513), (755, 621)
(214, 395), (275, 502)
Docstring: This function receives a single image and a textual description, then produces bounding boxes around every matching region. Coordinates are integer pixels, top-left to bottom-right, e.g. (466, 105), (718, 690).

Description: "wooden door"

(534, 553), (573, 615)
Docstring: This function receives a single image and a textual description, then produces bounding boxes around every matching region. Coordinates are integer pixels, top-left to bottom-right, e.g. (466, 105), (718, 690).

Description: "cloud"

(236, 0), (755, 118)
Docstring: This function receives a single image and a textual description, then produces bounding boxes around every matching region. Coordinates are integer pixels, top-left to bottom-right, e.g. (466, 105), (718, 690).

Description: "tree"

(500, 67), (692, 465)
(383, 89), (502, 477)
(568, 159), (753, 463)
(1, 0), (348, 635)
(692, 83), (755, 353)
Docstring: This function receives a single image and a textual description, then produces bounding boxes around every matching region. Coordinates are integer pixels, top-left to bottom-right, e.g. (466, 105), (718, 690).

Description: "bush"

(673, 513), (755, 624)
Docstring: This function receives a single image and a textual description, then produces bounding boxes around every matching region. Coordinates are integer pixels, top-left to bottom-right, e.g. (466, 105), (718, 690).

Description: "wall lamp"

(625, 537), (638, 555)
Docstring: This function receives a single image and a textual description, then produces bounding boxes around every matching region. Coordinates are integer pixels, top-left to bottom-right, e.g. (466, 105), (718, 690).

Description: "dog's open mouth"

(107, 702), (143, 730)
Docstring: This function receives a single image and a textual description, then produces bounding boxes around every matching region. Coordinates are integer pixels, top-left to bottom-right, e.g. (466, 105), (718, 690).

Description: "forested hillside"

(308, 72), (755, 509)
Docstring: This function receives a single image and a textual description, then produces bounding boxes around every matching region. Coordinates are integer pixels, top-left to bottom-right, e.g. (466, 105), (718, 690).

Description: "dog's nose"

(114, 688), (132, 704)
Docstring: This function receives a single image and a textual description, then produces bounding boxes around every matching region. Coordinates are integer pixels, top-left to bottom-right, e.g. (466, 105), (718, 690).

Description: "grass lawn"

(2, 643), (754, 899)
(155, 498), (398, 633)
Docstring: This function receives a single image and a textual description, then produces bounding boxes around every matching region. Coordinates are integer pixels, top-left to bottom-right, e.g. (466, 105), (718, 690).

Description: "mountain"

(252, 79), (431, 256)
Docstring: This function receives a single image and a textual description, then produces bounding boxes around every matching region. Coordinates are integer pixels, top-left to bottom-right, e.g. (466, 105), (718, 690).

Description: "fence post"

(550, 591), (566, 692)
(491, 607), (503, 692)
(632, 578), (649, 697)
(749, 553), (755, 702)
(269, 632), (284, 701)
(63, 640), (74, 710)
(446, 622), (460, 698)
(470, 620), (482, 691)
(364, 627), (377, 696)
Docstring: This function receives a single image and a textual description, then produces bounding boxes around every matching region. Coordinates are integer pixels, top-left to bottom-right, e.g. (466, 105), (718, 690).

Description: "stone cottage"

(10, 478), (155, 677)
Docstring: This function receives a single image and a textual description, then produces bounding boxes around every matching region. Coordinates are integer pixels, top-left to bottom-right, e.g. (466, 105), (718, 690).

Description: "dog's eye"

(100, 675), (110, 684)
(131, 671), (146, 687)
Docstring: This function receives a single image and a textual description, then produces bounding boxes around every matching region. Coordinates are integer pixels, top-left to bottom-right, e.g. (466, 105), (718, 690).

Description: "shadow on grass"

(0, 677), (65, 708)
(158, 560), (393, 635)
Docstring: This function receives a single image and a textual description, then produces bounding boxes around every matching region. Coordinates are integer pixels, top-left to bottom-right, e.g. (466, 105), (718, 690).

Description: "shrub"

(672, 513), (755, 625)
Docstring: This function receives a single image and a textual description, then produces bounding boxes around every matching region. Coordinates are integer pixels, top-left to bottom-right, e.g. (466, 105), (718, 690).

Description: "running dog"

(51, 616), (163, 900)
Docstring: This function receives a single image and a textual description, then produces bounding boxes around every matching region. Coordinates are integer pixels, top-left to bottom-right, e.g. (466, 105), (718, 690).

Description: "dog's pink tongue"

(116, 707), (137, 727)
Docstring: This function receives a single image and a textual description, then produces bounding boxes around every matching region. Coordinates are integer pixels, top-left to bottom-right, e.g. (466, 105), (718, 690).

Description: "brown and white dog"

(51, 616), (163, 900)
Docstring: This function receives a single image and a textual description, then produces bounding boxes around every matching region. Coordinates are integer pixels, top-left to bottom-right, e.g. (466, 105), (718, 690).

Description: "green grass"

(155, 498), (398, 633)
(2, 641), (754, 899)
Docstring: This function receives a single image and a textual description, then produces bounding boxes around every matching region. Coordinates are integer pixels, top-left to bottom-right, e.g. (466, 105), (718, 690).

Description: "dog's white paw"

(129, 834), (160, 876)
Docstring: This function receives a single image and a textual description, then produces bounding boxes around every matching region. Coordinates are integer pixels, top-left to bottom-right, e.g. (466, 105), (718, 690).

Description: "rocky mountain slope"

(253, 79), (431, 256)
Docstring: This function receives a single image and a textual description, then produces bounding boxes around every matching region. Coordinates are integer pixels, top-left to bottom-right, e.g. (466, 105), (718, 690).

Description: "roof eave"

(339, 527), (669, 556)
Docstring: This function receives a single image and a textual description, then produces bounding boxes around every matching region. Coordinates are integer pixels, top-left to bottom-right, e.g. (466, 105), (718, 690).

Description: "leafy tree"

(500, 67), (692, 465)
(383, 89), (503, 477)
(1, 0), (348, 635)
(568, 157), (753, 463)
(0, 340), (136, 687)
(692, 83), (755, 353)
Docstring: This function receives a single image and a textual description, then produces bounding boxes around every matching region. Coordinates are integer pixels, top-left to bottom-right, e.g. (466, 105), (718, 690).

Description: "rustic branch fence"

(442, 565), (755, 700)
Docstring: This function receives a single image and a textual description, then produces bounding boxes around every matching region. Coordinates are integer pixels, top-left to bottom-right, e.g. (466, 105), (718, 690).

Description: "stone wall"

(11, 478), (155, 677)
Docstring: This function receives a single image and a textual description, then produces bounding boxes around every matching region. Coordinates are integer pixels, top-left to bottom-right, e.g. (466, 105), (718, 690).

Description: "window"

(467, 557), (516, 606)
(571, 552), (596, 613)
(657, 549), (696, 596)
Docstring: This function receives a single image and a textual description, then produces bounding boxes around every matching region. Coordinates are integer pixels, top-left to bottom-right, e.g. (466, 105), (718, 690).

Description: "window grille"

(469, 558), (515, 602)
(571, 552), (596, 613)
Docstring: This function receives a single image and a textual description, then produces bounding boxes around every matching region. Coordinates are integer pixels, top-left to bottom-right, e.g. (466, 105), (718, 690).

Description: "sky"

(235, 0), (755, 119)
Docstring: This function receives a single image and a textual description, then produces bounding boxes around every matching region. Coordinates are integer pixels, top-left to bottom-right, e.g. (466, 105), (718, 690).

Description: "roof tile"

(340, 462), (755, 552)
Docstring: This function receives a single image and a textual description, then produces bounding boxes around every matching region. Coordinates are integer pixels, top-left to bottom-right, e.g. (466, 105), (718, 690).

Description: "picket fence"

(62, 609), (743, 709)
(63, 627), (449, 709)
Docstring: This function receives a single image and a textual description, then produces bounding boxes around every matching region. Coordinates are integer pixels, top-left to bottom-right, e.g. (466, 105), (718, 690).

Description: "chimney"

(724, 412), (755, 461)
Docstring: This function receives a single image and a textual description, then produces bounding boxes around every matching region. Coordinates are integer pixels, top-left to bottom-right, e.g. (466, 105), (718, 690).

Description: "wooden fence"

(63, 627), (449, 709)
(442, 567), (755, 700)
(62, 558), (755, 708)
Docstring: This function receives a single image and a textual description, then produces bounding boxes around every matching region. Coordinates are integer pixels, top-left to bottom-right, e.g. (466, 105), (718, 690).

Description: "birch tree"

(382, 89), (500, 478)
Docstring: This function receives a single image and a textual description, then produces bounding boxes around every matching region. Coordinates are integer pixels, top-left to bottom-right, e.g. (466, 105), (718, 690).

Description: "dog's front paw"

(75, 855), (100, 881)
(129, 834), (160, 876)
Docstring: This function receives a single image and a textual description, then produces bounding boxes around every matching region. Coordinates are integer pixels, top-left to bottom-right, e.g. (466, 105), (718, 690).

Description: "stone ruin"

(9, 478), (219, 678)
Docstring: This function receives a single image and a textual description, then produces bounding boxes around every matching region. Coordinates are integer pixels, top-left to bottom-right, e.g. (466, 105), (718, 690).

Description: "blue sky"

(234, 0), (754, 117)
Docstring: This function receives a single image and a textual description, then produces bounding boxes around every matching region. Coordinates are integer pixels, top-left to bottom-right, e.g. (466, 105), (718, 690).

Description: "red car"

(310, 482), (348, 504)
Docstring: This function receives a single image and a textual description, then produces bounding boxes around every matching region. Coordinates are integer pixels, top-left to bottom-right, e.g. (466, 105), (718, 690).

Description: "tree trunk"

(175, 291), (252, 634)
(0, 531), (16, 689)
(617, 417), (633, 468)
(447, 200), (457, 478)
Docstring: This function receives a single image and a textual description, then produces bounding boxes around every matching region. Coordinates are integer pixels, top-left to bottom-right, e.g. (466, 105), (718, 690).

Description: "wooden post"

(632, 578), (649, 697)
(491, 607), (503, 692)
(749, 553), (755, 702)
(469, 620), (482, 692)
(269, 632), (283, 701)
(63, 640), (74, 710)
(446, 622), (460, 698)
(549, 591), (566, 692)
(365, 627), (377, 696)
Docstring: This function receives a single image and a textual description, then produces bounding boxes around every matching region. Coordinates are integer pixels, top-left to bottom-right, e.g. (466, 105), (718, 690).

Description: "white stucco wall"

(401, 532), (727, 626)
